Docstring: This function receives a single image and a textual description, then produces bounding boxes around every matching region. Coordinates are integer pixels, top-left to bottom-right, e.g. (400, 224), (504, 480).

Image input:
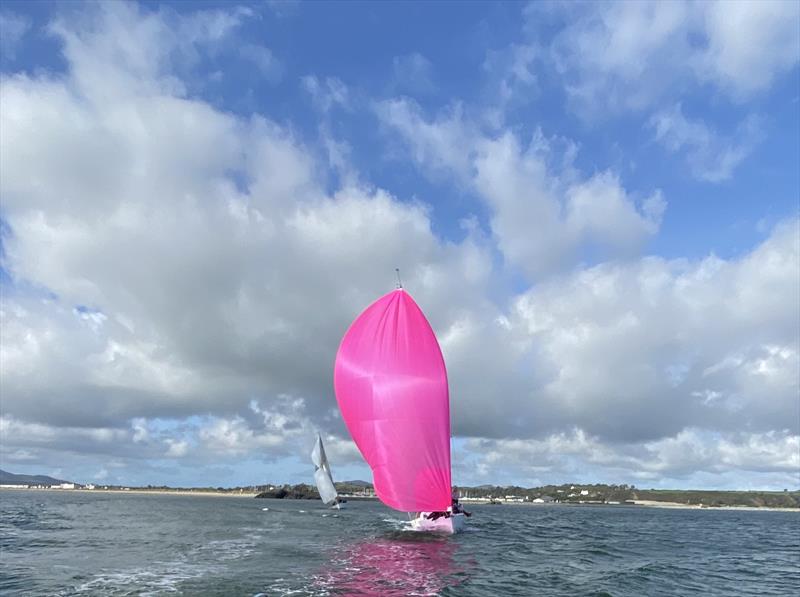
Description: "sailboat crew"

(422, 490), (472, 520)
(450, 488), (472, 517)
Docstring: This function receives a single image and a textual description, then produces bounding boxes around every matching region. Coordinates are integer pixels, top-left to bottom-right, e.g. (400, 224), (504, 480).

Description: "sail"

(334, 289), (451, 512)
(311, 434), (338, 505)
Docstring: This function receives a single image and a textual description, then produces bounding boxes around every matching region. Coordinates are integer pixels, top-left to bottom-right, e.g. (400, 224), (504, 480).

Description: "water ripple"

(1, 491), (798, 596)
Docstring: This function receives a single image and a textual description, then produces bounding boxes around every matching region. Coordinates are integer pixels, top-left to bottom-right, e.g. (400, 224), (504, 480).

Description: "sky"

(0, 0), (798, 491)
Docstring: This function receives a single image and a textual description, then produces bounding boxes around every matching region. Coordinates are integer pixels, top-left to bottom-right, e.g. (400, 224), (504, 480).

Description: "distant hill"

(0, 469), (71, 486)
(340, 480), (372, 487)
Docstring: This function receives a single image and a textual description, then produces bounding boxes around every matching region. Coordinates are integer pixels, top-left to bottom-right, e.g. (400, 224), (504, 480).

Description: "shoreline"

(630, 499), (799, 512)
(495, 499), (799, 512)
(482, 499), (798, 512)
(3, 487), (796, 511)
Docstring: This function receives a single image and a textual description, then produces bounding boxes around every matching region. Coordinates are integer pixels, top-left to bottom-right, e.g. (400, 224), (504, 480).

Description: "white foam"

(74, 565), (201, 595)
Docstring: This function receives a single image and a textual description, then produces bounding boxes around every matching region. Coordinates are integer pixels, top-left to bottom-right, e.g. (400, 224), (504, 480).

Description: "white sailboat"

(311, 433), (344, 509)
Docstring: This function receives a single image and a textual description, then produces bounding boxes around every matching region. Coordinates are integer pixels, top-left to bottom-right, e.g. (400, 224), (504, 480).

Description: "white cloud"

(376, 98), (476, 182)
(131, 418), (149, 443)
(529, 0), (800, 115)
(565, 172), (665, 247)
(47, 2), (260, 101)
(542, 0), (694, 114)
(164, 439), (189, 458)
(649, 104), (762, 182)
(0, 4), (496, 442)
(0, 1), (797, 490)
(696, 0), (800, 97)
(377, 98), (663, 276)
(510, 219), (799, 441)
(0, 416), (131, 453)
(198, 417), (282, 456)
(465, 428), (800, 487)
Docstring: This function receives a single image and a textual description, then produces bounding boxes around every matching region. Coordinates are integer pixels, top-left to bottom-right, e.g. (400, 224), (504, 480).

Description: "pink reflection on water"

(314, 536), (462, 596)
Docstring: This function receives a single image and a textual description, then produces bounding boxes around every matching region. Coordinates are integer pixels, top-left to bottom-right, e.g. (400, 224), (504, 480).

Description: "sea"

(1, 490), (798, 596)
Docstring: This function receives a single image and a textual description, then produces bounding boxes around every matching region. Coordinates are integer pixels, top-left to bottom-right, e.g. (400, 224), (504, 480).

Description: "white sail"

(311, 434), (338, 505)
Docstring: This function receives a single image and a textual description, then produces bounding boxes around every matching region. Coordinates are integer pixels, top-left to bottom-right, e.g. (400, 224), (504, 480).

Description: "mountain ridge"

(0, 469), (71, 486)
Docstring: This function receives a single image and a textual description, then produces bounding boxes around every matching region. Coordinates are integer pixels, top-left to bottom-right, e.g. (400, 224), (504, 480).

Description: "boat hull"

(410, 513), (465, 534)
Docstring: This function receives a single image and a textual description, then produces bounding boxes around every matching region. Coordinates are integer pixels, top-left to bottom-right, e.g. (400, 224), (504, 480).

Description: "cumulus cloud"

(376, 98), (664, 276)
(0, 2), (495, 456)
(510, 219), (799, 441)
(45, 2), (255, 101)
(526, 0), (800, 116)
(696, 0), (800, 97)
(464, 428), (800, 488)
(0, 1), (797, 489)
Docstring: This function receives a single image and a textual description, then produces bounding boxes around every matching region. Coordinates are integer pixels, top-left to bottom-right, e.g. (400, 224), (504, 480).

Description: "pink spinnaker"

(334, 289), (452, 512)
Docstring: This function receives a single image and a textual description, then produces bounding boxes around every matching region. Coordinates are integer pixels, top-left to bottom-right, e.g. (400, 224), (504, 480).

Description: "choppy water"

(1, 490), (798, 596)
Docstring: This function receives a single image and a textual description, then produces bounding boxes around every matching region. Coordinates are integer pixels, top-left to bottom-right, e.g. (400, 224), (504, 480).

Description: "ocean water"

(1, 490), (798, 596)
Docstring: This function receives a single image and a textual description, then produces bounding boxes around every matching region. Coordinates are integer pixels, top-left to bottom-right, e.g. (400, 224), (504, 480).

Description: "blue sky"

(0, 1), (798, 490)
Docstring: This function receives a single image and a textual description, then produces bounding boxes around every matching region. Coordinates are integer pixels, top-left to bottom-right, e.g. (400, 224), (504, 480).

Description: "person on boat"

(424, 510), (449, 521)
(419, 488), (472, 521)
(450, 494), (472, 517)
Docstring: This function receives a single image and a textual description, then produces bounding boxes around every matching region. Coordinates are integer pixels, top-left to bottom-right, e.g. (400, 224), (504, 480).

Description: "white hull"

(410, 513), (466, 534)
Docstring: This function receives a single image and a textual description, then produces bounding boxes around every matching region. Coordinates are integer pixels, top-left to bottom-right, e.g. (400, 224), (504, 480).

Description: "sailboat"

(311, 433), (344, 509)
(333, 282), (465, 533)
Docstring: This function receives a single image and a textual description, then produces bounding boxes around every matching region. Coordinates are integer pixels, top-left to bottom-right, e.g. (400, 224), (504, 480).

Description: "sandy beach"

(631, 499), (799, 512)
